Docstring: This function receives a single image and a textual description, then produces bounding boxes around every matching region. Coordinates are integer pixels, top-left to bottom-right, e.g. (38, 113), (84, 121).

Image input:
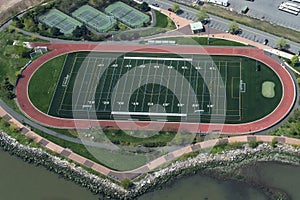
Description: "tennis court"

(39, 9), (82, 36)
(44, 50), (283, 124)
(105, 1), (150, 28)
(72, 5), (117, 33)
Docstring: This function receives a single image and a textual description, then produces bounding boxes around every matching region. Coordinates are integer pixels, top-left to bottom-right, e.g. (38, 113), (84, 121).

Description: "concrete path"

(1, 105), (300, 181)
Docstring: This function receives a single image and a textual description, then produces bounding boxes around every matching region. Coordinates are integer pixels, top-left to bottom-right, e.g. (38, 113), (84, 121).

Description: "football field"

(46, 51), (282, 124)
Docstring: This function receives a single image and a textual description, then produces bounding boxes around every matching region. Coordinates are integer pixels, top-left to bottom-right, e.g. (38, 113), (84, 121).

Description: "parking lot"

(228, 0), (300, 31)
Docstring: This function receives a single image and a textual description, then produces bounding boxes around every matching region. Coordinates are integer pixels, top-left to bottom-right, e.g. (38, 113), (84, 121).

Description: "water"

(140, 162), (300, 200)
(139, 174), (267, 200)
(0, 148), (299, 200)
(242, 162), (300, 200)
(0, 150), (97, 200)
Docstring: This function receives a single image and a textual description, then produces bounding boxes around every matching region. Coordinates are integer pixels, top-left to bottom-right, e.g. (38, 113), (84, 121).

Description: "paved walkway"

(16, 43), (296, 134)
(146, 31), (300, 75)
(1, 105), (300, 181)
(159, 8), (193, 29)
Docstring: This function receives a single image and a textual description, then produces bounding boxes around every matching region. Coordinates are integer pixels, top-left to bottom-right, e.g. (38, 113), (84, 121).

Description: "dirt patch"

(0, 0), (50, 26)
(0, 0), (23, 11)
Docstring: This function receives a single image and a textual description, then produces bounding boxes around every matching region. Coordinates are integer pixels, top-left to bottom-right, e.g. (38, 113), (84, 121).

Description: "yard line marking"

(60, 54), (79, 113)
(82, 58), (98, 109)
(96, 58), (110, 111)
(111, 58), (125, 112)
(141, 59), (152, 110)
(119, 59), (132, 111)
(74, 57), (91, 110)
(47, 53), (69, 114)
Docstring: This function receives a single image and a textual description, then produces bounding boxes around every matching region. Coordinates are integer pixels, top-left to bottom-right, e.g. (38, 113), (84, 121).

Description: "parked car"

(152, 3), (159, 7)
(263, 39), (269, 45)
(202, 18), (210, 25)
(168, 8), (173, 12)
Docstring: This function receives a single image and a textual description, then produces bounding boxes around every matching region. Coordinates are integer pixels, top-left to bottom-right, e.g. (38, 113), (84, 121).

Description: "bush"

(120, 178), (133, 189)
(248, 140), (260, 148)
(271, 138), (278, 148)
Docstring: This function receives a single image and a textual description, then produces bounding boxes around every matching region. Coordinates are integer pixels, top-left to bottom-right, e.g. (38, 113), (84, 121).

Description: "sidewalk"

(2, 103), (300, 181)
(159, 9), (193, 29)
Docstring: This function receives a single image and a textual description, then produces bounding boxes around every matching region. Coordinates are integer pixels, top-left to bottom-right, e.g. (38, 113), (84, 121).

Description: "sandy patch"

(0, 0), (23, 13)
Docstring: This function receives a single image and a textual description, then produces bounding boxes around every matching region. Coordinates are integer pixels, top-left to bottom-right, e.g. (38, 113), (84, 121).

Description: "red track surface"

(16, 43), (296, 134)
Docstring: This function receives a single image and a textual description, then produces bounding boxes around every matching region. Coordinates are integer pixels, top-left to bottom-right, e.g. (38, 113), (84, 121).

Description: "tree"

(196, 10), (208, 22)
(72, 25), (89, 38)
(13, 17), (24, 28)
(172, 4), (181, 13)
(50, 27), (63, 36)
(291, 55), (299, 66)
(140, 2), (150, 12)
(276, 37), (288, 50)
(228, 21), (239, 34)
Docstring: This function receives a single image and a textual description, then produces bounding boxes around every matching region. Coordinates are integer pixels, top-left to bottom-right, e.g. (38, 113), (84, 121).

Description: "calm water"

(139, 162), (300, 200)
(139, 174), (266, 200)
(0, 150), (97, 200)
(0, 148), (299, 200)
(243, 162), (300, 200)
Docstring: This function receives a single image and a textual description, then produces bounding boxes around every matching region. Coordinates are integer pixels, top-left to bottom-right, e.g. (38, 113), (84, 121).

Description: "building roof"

(190, 22), (203, 31)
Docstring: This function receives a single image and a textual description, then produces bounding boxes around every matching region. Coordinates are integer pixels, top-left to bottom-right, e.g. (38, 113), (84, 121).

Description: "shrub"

(120, 178), (133, 189)
(271, 138), (278, 148)
(248, 140), (260, 148)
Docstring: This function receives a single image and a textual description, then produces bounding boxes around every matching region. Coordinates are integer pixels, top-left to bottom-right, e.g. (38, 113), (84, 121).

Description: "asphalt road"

(145, 0), (300, 53)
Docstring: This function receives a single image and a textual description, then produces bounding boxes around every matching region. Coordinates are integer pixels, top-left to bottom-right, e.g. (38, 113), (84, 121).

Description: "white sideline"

(111, 111), (187, 117)
(123, 56), (193, 61)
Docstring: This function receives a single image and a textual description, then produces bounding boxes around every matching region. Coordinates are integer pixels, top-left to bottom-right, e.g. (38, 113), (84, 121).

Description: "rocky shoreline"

(132, 143), (300, 199)
(0, 129), (299, 199)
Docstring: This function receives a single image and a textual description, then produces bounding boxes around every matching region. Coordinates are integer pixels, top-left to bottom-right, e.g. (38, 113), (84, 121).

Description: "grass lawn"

(154, 10), (176, 30)
(28, 54), (66, 113)
(104, 129), (176, 147)
(262, 81), (275, 98)
(47, 127), (78, 138)
(155, 36), (247, 46)
(32, 127), (148, 171)
(0, 29), (47, 113)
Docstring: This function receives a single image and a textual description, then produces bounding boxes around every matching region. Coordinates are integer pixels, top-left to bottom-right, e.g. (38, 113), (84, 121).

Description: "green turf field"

(29, 51), (282, 124)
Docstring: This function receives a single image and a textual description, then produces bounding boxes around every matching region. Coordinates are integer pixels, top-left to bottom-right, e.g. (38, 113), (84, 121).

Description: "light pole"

(207, 17), (210, 45)
(84, 100), (94, 129)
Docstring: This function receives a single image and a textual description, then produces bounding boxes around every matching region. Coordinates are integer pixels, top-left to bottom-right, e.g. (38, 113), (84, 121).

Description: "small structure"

(241, 6), (249, 14)
(190, 22), (204, 34)
(206, 0), (229, 7)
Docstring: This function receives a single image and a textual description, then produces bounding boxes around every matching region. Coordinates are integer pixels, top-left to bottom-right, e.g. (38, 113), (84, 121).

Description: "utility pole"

(207, 17), (210, 45)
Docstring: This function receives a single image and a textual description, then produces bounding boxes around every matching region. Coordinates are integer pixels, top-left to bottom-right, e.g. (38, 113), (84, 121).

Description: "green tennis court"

(105, 1), (150, 28)
(72, 5), (117, 33)
(38, 9), (82, 36)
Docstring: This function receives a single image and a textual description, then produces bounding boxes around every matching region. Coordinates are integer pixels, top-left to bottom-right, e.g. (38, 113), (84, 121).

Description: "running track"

(16, 43), (296, 134)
